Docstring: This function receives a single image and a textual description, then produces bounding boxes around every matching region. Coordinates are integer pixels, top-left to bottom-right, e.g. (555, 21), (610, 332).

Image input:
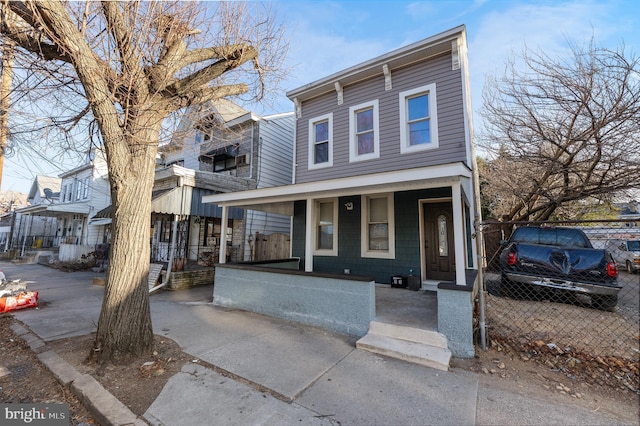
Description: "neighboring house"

(155, 99), (294, 263)
(0, 190), (30, 252)
(203, 25), (480, 359)
(13, 151), (112, 262)
(10, 176), (60, 252)
(204, 26), (479, 286)
(93, 99), (293, 272)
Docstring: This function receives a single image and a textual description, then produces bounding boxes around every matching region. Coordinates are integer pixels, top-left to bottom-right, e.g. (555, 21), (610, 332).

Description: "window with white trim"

(308, 113), (333, 169)
(82, 177), (90, 199)
(361, 194), (395, 259)
(315, 199), (338, 256)
(349, 100), (379, 162)
(399, 83), (438, 153)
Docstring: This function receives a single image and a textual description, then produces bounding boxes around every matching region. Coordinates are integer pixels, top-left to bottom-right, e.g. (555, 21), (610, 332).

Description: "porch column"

(218, 205), (229, 264)
(452, 182), (466, 285)
(304, 198), (313, 272)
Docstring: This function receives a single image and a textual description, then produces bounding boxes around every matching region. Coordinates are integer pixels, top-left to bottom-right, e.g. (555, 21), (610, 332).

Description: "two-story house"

(205, 26), (478, 283)
(203, 26), (479, 360)
(147, 99), (294, 267)
(89, 99), (294, 289)
(7, 153), (112, 263)
(51, 150), (112, 261)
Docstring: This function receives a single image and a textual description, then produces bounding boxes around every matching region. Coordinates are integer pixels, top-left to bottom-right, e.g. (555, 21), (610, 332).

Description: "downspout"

(149, 218), (178, 293)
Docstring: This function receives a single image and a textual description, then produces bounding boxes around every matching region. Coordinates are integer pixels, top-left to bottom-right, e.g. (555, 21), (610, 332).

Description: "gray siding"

(243, 113), (295, 259)
(257, 114), (295, 189)
(292, 189), (452, 283)
(295, 53), (467, 184)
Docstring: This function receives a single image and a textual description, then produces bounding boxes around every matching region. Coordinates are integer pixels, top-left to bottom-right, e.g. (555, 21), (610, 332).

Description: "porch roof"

(94, 186), (243, 219)
(202, 162), (472, 215)
(18, 202), (91, 217)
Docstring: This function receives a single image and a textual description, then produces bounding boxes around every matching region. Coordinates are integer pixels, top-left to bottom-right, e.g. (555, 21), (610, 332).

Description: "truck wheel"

(592, 295), (617, 312)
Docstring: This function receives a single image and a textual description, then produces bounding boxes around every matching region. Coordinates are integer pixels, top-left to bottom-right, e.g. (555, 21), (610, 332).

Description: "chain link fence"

(479, 219), (639, 393)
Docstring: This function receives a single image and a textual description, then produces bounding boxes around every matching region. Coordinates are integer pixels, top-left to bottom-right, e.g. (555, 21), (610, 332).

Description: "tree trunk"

(91, 124), (159, 365)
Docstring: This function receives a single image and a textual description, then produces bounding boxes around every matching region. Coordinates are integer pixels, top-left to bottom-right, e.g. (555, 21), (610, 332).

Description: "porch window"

(308, 113), (333, 169)
(399, 83), (439, 154)
(349, 100), (379, 162)
(204, 217), (219, 246)
(361, 194), (395, 259)
(315, 199), (338, 255)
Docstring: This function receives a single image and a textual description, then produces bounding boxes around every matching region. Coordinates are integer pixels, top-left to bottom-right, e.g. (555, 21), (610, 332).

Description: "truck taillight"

(607, 261), (618, 278)
(506, 250), (517, 266)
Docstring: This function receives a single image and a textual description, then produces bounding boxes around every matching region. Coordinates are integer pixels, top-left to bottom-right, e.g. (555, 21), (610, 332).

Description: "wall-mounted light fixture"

(344, 202), (353, 211)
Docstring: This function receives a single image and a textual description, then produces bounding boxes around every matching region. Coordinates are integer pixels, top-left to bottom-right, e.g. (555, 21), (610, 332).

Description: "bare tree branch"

(479, 37), (640, 221)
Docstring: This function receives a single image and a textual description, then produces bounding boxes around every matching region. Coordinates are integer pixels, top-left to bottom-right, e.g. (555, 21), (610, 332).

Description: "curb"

(11, 322), (147, 426)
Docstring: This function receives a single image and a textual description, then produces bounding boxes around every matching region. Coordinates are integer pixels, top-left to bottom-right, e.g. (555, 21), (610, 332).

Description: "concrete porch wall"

(213, 265), (376, 336)
(436, 270), (478, 358)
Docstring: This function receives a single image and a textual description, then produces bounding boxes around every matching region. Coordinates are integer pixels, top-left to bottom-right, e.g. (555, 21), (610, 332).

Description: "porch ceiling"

(202, 162), (472, 214)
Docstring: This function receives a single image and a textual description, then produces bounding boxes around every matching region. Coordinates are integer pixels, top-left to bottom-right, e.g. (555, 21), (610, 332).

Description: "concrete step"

(356, 321), (451, 371)
(368, 321), (448, 349)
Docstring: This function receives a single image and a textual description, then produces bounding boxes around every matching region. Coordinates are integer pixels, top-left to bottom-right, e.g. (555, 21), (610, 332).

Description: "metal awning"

(19, 202), (91, 217)
(89, 218), (112, 226)
(93, 186), (243, 219)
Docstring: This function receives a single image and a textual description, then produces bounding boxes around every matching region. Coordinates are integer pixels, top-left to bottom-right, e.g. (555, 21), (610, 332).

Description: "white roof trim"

(202, 162), (471, 208)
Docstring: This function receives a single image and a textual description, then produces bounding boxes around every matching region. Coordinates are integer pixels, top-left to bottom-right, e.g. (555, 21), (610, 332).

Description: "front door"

(424, 202), (455, 281)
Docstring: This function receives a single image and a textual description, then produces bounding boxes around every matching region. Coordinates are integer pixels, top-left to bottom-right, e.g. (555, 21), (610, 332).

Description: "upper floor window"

(75, 179), (82, 201)
(213, 155), (236, 172)
(361, 194), (395, 259)
(349, 100), (380, 162)
(399, 83), (439, 154)
(65, 182), (73, 202)
(315, 199), (338, 256)
(195, 129), (211, 144)
(82, 177), (90, 199)
(308, 113), (333, 169)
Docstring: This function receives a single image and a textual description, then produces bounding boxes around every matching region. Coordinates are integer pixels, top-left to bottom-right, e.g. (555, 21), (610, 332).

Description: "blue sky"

(3, 0), (639, 194)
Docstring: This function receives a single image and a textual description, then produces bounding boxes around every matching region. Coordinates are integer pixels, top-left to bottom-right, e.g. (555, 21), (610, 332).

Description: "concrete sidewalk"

(4, 262), (636, 426)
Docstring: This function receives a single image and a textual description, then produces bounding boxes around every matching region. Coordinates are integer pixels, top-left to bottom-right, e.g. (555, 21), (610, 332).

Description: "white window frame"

(361, 193), (395, 259)
(314, 198), (338, 256)
(308, 113), (333, 170)
(349, 100), (380, 162)
(75, 178), (83, 201)
(399, 83), (439, 154)
(83, 176), (90, 199)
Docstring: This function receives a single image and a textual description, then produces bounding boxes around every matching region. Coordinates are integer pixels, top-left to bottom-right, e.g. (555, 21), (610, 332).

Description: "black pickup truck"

(499, 226), (621, 311)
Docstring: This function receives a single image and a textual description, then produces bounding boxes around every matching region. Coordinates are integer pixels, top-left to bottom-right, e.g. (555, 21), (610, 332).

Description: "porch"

(212, 263), (476, 370)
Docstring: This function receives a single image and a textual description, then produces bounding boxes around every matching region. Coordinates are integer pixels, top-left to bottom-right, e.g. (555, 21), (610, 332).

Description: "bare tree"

(478, 38), (640, 222)
(0, 1), (287, 364)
